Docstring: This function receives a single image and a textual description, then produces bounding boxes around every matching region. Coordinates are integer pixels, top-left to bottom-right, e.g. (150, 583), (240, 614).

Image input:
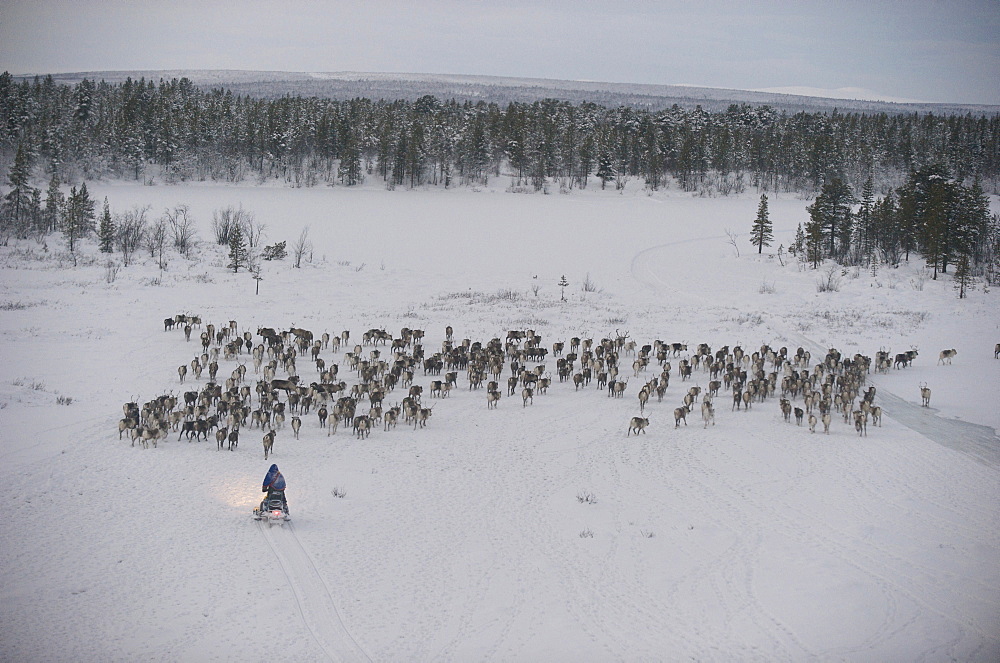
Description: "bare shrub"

(105, 260), (121, 283)
(758, 280), (775, 294)
(166, 205), (198, 257)
(577, 490), (598, 505)
(115, 205), (149, 267)
(293, 226), (312, 268)
(0, 301), (29, 310)
(816, 265), (842, 293)
(581, 273), (598, 292)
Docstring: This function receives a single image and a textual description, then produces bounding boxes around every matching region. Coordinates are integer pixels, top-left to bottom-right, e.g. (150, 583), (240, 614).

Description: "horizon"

(2, 0), (998, 105)
(7, 67), (992, 110)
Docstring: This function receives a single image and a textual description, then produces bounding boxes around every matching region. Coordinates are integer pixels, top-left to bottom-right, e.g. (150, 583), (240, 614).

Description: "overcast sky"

(1, 0), (998, 104)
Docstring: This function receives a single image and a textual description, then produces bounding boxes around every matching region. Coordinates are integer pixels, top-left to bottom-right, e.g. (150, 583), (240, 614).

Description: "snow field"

(1, 179), (998, 661)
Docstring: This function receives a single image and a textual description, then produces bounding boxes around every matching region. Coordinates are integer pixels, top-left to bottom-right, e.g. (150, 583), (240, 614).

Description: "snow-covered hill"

(1, 177), (998, 661)
(14, 70), (1000, 115)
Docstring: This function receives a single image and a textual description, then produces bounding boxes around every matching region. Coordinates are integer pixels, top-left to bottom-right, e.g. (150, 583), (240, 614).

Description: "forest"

(1, 72), (998, 285)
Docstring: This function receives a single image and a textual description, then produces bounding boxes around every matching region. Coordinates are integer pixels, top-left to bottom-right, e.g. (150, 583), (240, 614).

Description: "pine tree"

(29, 188), (43, 241)
(62, 184), (96, 253)
(805, 177), (856, 261)
(750, 193), (773, 253)
(98, 197), (115, 253)
(227, 221), (248, 272)
(805, 217), (825, 268)
(953, 254), (973, 298)
(854, 175), (875, 264)
(2, 142), (37, 240)
(43, 173), (64, 234)
(791, 223), (806, 256)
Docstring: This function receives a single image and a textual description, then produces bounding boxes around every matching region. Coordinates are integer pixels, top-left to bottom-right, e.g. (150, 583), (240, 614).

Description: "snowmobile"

(253, 490), (290, 526)
(253, 464), (290, 526)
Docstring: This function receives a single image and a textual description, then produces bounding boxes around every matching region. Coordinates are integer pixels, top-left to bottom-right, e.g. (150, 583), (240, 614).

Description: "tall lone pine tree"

(750, 193), (773, 253)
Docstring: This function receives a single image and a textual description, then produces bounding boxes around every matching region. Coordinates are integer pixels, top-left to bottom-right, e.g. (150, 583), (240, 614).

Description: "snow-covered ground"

(1, 177), (998, 661)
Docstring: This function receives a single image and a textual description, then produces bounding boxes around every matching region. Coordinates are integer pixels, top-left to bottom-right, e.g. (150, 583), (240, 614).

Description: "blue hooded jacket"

(262, 464), (286, 492)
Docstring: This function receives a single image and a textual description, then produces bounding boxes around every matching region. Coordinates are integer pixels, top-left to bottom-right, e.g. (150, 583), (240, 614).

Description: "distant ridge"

(12, 70), (999, 116)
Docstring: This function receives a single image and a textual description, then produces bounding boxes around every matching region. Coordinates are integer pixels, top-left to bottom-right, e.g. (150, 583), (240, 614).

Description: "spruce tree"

(595, 150), (615, 190)
(750, 193), (773, 253)
(98, 197), (115, 253)
(227, 221), (248, 272)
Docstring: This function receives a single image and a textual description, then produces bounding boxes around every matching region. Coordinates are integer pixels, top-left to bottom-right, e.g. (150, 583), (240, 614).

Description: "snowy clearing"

(1, 178), (998, 661)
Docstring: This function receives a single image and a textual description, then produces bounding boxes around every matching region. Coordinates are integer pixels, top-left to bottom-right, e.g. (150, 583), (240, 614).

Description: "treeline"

(785, 168), (998, 293)
(1, 72), (999, 196)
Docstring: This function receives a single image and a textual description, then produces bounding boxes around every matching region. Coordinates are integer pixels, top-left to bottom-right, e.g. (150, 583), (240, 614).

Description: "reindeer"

(216, 427), (228, 451)
(326, 411), (342, 436)
(701, 401), (715, 428)
(228, 428), (239, 451)
(808, 413), (818, 433)
(673, 407), (688, 428)
(638, 387), (650, 413)
(920, 383), (931, 407)
(822, 412), (832, 434)
(383, 408), (399, 431)
(794, 407), (804, 426)
(627, 416), (649, 436)
(780, 398), (792, 422)
(487, 390), (501, 409)
(178, 365), (188, 383)
(522, 387), (534, 407)
(612, 380), (627, 398)
(895, 348), (918, 369)
(262, 429), (275, 459)
(937, 349), (957, 365)
(118, 417), (138, 440)
(854, 410), (868, 436)
(995, 343), (1000, 359)
(415, 407), (433, 429)
(354, 415), (372, 439)
(290, 416), (302, 439)
(870, 406), (882, 427)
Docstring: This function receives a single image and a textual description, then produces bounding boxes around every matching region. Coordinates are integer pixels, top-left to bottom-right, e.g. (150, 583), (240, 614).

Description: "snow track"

(258, 522), (371, 663)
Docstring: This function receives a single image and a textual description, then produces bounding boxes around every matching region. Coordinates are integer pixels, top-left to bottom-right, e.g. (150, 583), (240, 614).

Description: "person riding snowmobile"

(260, 463), (288, 515)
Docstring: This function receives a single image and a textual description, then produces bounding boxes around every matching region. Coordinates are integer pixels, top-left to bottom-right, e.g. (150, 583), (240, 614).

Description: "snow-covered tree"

(98, 197), (115, 253)
(750, 193), (773, 254)
(62, 182), (96, 253)
(228, 221), (249, 272)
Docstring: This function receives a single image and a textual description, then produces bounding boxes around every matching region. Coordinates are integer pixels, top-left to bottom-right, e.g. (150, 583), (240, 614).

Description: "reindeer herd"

(118, 315), (992, 454)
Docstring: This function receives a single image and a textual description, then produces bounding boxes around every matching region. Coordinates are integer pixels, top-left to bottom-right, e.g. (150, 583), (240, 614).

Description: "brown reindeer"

(263, 429), (275, 459)
(628, 416), (649, 436)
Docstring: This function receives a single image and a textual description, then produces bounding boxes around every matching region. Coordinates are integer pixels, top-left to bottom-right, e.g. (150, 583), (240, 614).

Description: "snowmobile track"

(257, 521), (371, 662)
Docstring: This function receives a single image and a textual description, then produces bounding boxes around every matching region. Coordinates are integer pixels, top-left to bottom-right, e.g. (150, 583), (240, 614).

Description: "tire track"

(258, 521), (372, 663)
